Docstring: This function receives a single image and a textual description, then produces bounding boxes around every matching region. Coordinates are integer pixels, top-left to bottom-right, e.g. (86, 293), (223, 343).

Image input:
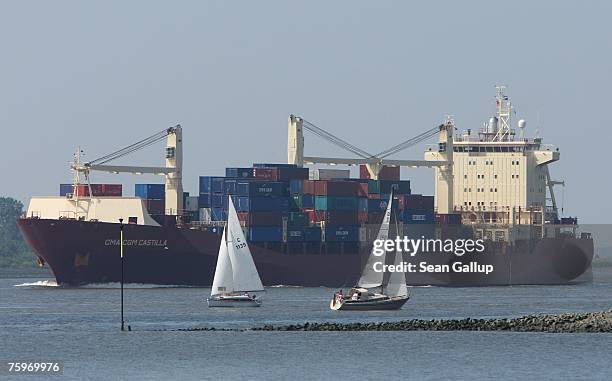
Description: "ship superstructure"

(425, 86), (573, 242)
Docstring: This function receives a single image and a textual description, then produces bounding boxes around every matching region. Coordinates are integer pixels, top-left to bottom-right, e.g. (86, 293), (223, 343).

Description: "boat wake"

(14, 280), (59, 288)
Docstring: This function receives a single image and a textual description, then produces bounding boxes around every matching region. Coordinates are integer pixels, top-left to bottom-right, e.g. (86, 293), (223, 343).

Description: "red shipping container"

(303, 180), (316, 194)
(305, 209), (316, 224)
(358, 211), (368, 224)
(357, 183), (368, 197)
(314, 180), (359, 196)
(253, 167), (280, 181)
(359, 165), (400, 180)
(73, 184), (123, 197)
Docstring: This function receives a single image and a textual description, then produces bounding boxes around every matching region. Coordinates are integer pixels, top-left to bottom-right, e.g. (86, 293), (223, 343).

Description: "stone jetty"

(252, 310), (612, 333)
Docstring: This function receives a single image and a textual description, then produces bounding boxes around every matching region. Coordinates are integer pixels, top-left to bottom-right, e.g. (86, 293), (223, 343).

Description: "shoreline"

(251, 310), (612, 333)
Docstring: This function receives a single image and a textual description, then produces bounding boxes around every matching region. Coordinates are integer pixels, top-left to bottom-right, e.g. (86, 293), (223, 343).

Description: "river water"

(1, 267), (612, 380)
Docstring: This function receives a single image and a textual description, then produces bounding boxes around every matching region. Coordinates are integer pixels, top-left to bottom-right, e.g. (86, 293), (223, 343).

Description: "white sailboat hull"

(330, 295), (409, 311)
(207, 294), (262, 308)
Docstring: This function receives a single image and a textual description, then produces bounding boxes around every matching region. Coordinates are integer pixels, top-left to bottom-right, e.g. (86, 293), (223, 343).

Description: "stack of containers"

(199, 176), (226, 221)
(135, 184), (165, 215)
(239, 164), (308, 242)
(307, 180), (362, 243)
(365, 179), (410, 224)
(60, 184), (123, 197)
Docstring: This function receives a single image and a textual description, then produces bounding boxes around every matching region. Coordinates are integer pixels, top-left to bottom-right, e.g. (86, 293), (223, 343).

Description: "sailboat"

(330, 190), (410, 311)
(207, 196), (265, 307)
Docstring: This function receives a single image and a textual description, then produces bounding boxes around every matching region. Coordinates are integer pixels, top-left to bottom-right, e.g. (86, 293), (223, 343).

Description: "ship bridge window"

(494, 147), (501, 152)
(486, 147), (494, 152)
(128, 217), (138, 224)
(501, 147), (509, 152)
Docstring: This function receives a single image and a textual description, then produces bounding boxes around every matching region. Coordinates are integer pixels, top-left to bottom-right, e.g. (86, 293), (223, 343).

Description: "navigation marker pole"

(119, 218), (125, 332)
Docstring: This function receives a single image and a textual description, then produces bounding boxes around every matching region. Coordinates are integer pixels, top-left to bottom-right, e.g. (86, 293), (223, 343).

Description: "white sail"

(385, 250), (408, 297)
(226, 196), (264, 293)
(210, 228), (233, 296)
(357, 191), (394, 289)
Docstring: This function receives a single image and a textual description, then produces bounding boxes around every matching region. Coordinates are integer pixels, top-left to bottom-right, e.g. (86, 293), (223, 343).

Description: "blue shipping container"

(324, 226), (359, 242)
(236, 197), (289, 212)
(357, 198), (368, 212)
(236, 182), (287, 197)
(135, 184), (165, 199)
(402, 209), (435, 224)
(302, 194), (315, 209)
(59, 184), (72, 196)
(225, 167), (254, 178)
(249, 227), (282, 242)
(289, 179), (303, 194)
(221, 195), (238, 210)
(304, 227), (322, 242)
(211, 208), (226, 221)
(199, 176), (226, 194)
(286, 228), (305, 242)
(212, 194), (224, 208)
(224, 179), (239, 194)
(198, 193), (212, 208)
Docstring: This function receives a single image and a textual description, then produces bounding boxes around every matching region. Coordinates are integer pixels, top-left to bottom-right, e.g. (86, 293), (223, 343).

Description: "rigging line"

(375, 127), (439, 158)
(372, 125), (439, 158)
(88, 134), (167, 165)
(92, 136), (166, 165)
(304, 127), (368, 158)
(94, 134), (169, 165)
(302, 123), (372, 159)
(302, 119), (374, 158)
(88, 131), (168, 165)
(88, 128), (169, 165)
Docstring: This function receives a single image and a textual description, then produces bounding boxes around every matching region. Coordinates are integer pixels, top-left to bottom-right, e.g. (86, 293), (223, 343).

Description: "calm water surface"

(1, 267), (612, 380)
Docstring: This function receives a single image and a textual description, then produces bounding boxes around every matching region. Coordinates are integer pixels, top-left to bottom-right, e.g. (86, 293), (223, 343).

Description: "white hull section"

(330, 295), (409, 311)
(207, 295), (262, 308)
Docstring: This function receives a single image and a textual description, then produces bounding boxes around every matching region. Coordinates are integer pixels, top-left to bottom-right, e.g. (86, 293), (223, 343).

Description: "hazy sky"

(1, 1), (611, 222)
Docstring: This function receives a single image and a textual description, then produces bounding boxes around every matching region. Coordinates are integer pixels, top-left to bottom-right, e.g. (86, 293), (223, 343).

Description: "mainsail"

(210, 228), (233, 296)
(226, 196), (265, 293)
(357, 190), (394, 288)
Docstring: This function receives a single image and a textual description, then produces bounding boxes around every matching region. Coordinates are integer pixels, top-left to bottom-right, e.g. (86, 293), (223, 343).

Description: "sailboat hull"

(330, 295), (409, 311)
(207, 295), (262, 307)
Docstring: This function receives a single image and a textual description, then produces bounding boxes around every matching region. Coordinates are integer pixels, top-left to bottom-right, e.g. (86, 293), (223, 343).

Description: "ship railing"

(186, 220), (230, 229)
(23, 211), (41, 219)
(58, 211), (77, 220)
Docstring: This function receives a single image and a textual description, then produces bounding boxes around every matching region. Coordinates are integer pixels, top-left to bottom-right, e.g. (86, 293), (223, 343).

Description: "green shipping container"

(287, 211), (309, 226)
(290, 194), (302, 210)
(314, 196), (358, 211)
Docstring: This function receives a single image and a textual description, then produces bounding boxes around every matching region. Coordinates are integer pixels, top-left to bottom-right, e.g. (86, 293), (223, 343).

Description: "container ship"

(17, 87), (593, 286)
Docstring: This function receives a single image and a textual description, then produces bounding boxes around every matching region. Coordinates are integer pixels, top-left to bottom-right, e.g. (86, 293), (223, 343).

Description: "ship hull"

(18, 219), (594, 287)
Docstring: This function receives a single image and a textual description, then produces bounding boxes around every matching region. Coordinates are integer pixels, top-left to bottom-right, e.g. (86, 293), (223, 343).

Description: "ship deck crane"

(71, 125), (183, 215)
(287, 115), (455, 213)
